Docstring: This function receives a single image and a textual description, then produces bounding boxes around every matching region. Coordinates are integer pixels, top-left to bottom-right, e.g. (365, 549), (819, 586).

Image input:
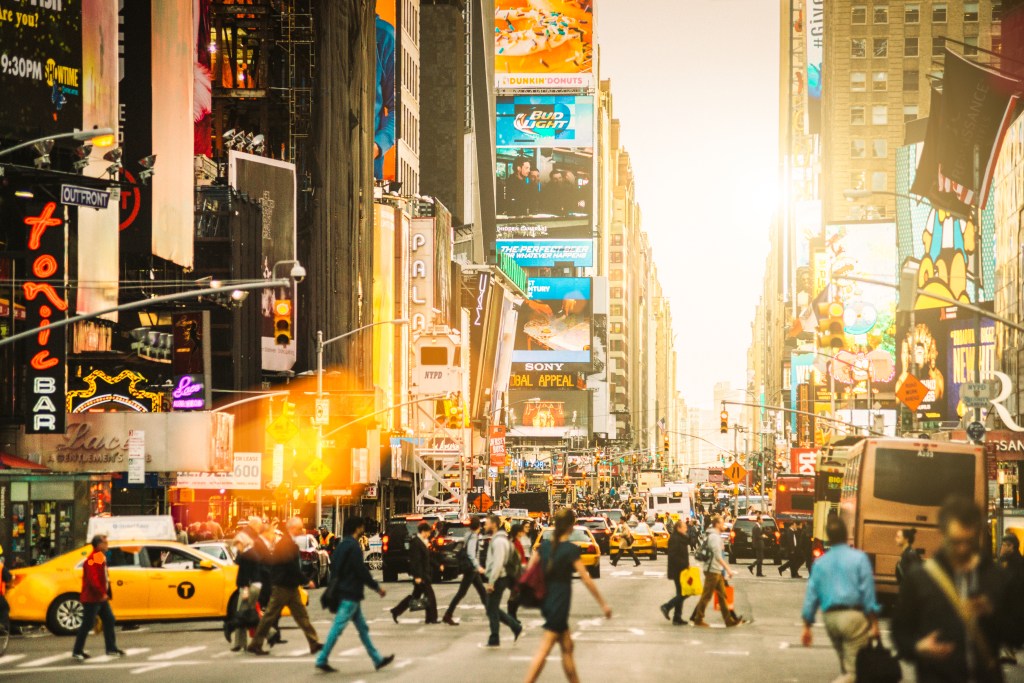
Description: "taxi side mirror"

(198, 559), (216, 570)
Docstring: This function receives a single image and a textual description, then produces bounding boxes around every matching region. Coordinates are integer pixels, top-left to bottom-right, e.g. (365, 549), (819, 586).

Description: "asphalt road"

(1, 555), (1023, 682)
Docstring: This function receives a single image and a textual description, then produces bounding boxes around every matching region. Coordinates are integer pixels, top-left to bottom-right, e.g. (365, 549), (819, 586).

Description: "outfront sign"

(60, 184), (110, 209)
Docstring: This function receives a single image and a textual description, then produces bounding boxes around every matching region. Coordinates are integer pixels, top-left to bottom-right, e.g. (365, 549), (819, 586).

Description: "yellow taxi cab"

(610, 520), (657, 561)
(533, 525), (602, 578)
(8, 539), (304, 635)
(649, 522), (671, 552)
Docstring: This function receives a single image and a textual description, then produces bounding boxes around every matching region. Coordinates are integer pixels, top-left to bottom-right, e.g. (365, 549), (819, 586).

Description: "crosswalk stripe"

(87, 647), (151, 663)
(0, 654), (26, 666)
(131, 663), (175, 674)
(17, 653), (71, 668)
(285, 648), (311, 657)
(148, 645), (206, 661)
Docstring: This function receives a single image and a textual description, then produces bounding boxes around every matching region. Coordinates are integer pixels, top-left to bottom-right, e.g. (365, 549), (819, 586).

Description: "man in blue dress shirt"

(801, 516), (881, 681)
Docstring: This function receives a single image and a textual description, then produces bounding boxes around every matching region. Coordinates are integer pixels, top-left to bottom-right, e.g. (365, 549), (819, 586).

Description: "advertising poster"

(496, 146), (593, 219)
(374, 0), (397, 181)
(895, 305), (996, 423)
(825, 222), (898, 394)
(896, 142), (996, 308)
(494, 0), (594, 90)
(497, 95), (594, 148)
(497, 217), (592, 241)
(507, 389), (590, 438)
(804, 0), (822, 134)
(229, 152), (298, 372)
(497, 238), (594, 267)
(514, 278), (592, 366)
(0, 0), (82, 139)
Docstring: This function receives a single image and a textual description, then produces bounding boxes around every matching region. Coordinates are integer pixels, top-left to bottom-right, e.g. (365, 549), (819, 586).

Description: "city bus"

(775, 474), (815, 524)
(838, 437), (986, 599)
(812, 437), (861, 543)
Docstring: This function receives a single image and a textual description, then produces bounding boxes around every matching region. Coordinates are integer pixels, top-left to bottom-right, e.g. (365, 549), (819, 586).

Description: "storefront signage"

(509, 371), (582, 389)
(60, 184), (110, 209)
(127, 429), (145, 484)
(171, 375), (205, 410)
(409, 217), (436, 333)
(23, 201), (67, 434)
(67, 369), (162, 413)
(19, 411), (234, 473)
(790, 447), (818, 476)
(176, 452), (261, 490)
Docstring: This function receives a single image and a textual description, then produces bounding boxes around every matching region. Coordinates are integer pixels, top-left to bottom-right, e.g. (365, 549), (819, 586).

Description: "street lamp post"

(314, 319), (408, 531)
(0, 127), (115, 159)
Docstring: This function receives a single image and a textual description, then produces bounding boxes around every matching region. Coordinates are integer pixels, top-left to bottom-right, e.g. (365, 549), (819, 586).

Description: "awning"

(0, 453), (49, 471)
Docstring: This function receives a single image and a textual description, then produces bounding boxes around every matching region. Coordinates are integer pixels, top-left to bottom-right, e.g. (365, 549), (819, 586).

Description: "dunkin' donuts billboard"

(495, 0), (594, 90)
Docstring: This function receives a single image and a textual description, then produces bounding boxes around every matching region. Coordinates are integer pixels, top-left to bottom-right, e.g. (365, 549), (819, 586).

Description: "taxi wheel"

(648, 550), (657, 560)
(46, 593), (84, 636)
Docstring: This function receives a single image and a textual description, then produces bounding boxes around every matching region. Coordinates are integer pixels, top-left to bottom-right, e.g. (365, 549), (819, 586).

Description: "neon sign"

(24, 201), (66, 434)
(171, 375), (206, 410)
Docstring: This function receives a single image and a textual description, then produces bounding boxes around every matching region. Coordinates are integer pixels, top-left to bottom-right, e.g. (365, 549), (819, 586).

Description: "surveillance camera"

(290, 263), (306, 283)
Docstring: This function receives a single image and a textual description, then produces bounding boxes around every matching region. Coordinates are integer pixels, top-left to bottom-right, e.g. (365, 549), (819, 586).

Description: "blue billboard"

(496, 95), (594, 148)
(514, 278), (592, 365)
(497, 239), (594, 267)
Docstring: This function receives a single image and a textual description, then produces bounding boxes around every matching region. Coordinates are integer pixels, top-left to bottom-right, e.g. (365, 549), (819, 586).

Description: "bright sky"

(598, 0), (781, 408)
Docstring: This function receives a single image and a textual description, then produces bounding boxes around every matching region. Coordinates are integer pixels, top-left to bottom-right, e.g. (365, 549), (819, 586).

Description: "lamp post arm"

(0, 128), (114, 159)
(322, 394), (447, 439)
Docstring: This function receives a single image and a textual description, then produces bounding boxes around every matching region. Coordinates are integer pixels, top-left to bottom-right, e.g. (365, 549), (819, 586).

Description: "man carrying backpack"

(483, 514), (523, 647)
(442, 516), (488, 625)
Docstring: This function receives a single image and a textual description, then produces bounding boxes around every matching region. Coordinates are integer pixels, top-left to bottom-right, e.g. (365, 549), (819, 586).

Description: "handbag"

(409, 595), (430, 612)
(855, 637), (902, 683)
(679, 566), (703, 597)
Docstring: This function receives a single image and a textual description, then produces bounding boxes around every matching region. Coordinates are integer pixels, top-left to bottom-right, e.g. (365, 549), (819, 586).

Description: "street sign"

(266, 414), (299, 443)
(896, 374), (928, 412)
(967, 421), (987, 442)
(127, 430), (145, 484)
(303, 458), (331, 486)
(363, 484), (378, 499)
(725, 462), (748, 484)
(962, 382), (992, 409)
(314, 398), (330, 425)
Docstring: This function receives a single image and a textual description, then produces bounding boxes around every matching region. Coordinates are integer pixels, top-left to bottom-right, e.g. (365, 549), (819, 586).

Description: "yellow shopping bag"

(680, 566), (703, 597)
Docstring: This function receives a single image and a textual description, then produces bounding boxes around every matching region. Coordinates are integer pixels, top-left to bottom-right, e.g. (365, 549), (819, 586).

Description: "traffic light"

(662, 436), (670, 455)
(818, 301), (845, 350)
(273, 299), (293, 346)
(720, 410), (729, 434)
(443, 395), (468, 428)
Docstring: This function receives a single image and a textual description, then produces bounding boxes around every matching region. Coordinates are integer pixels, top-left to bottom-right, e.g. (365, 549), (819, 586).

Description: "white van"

(645, 484), (693, 520)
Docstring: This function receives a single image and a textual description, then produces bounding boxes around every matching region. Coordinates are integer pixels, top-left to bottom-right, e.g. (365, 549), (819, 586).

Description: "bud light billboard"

(497, 95), (594, 148)
(514, 278), (592, 367)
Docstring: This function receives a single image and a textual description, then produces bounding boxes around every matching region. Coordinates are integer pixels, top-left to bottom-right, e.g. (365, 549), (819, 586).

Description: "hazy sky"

(598, 0), (781, 408)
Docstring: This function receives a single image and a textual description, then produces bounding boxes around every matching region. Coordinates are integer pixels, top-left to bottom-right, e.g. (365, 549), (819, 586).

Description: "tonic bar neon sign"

(24, 201), (66, 434)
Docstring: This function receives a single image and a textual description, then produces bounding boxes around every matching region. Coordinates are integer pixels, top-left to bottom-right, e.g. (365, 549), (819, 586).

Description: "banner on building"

(507, 388), (590, 439)
(804, 0), (822, 134)
(496, 146), (593, 220)
(497, 239), (594, 267)
(513, 278), (592, 366)
(497, 95), (594, 148)
(494, 0), (594, 90)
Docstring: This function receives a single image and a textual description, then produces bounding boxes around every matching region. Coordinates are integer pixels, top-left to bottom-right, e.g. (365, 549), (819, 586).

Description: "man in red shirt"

(72, 535), (125, 661)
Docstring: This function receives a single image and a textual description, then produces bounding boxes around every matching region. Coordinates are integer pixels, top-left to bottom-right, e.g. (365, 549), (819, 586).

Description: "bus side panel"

(859, 522), (942, 596)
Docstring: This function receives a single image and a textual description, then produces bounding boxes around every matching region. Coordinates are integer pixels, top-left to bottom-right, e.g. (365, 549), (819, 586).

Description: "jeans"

(251, 585), (319, 650)
(445, 570), (487, 616)
(73, 601), (118, 654)
(486, 577), (521, 643)
(316, 600), (382, 667)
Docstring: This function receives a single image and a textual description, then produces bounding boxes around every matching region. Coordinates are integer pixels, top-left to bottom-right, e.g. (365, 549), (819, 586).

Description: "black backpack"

(503, 537), (523, 580)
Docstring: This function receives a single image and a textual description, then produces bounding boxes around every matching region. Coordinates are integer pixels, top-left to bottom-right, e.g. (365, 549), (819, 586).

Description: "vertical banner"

(23, 201), (68, 435)
(118, 0), (153, 254)
(150, 0), (194, 268)
(489, 425), (507, 468)
(804, 0), (823, 134)
(374, 0), (397, 182)
(127, 429), (146, 484)
(77, 0), (120, 321)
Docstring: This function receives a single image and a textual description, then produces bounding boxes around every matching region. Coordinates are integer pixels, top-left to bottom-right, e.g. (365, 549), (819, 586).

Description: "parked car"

(381, 514), (441, 582)
(294, 533), (330, 586)
(428, 521), (469, 582)
(726, 515), (781, 564)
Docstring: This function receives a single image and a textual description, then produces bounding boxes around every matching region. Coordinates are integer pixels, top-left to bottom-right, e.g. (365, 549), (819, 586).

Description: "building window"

(904, 104), (919, 122)
(852, 38), (866, 58)
(903, 69), (919, 91)
(610, 251), (623, 263)
(871, 172), (887, 192)
(874, 5), (888, 23)
(851, 139), (867, 158)
(905, 4), (920, 23)
(851, 72), (867, 91)
(611, 305), (623, 317)
(611, 287), (623, 299)
(933, 3), (947, 22)
(611, 234), (623, 246)
(611, 269), (624, 282)
(932, 36), (945, 57)
(964, 2), (979, 21)
(851, 106), (866, 125)
(872, 105), (888, 125)
(994, 3), (1003, 21)
(874, 38), (888, 57)
(872, 139), (887, 158)
(993, 36), (1003, 54)
(851, 171), (867, 190)
(873, 71), (888, 91)
(852, 5), (867, 23)
(964, 37), (979, 56)
(905, 37), (919, 57)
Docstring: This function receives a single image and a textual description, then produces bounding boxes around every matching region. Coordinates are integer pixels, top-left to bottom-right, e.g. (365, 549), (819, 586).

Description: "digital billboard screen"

(497, 95), (594, 148)
(497, 239), (594, 267)
(514, 278), (592, 366)
(497, 217), (592, 241)
(497, 146), (593, 220)
(494, 0), (594, 90)
(507, 389), (591, 439)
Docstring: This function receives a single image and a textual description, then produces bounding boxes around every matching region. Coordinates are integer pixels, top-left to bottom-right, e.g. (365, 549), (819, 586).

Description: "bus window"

(791, 493), (814, 512)
(873, 448), (976, 507)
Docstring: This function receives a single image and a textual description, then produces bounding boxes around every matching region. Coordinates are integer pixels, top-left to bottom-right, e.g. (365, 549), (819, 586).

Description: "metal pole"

(316, 330), (324, 531)
(733, 426), (738, 517)
(973, 144), (982, 427)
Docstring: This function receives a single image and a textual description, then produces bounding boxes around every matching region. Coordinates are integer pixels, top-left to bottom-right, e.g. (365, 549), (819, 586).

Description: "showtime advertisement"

(494, 0), (594, 90)
(514, 278), (592, 366)
(497, 95), (594, 148)
(507, 389), (591, 438)
(895, 305), (996, 423)
(497, 238), (593, 267)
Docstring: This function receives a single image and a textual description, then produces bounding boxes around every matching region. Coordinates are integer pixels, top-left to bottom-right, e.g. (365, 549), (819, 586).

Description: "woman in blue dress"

(524, 509), (612, 683)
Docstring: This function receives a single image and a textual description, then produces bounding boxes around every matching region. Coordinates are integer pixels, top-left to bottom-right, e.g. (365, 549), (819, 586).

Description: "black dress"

(538, 539), (582, 633)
